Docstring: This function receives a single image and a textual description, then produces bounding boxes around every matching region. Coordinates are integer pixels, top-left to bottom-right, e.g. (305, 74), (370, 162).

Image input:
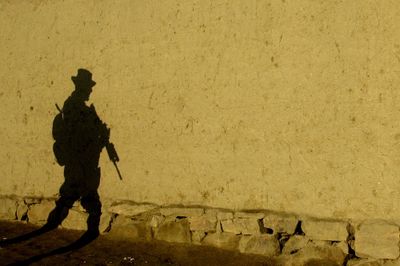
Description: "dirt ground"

(0, 221), (277, 266)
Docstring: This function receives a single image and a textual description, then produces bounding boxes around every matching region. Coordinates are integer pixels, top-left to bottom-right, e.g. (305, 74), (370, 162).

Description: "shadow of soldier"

(1, 69), (111, 264)
(49, 68), (108, 240)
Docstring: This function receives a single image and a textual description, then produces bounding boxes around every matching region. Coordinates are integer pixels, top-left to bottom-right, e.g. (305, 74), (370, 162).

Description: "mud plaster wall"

(1, 0), (400, 221)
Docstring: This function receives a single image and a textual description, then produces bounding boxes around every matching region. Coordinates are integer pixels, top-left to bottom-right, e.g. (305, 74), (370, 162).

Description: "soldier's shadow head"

(71, 68), (96, 102)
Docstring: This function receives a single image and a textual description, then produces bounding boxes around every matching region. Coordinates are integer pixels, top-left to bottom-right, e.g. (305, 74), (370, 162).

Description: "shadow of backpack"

(52, 108), (67, 166)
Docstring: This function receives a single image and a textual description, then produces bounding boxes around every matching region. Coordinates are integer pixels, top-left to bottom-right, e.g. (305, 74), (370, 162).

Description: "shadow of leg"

(0, 225), (54, 247)
(7, 228), (99, 266)
(81, 191), (102, 236)
(0, 199), (73, 247)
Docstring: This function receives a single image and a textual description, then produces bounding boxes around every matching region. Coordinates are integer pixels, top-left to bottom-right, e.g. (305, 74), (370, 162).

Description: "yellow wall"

(2, 0), (400, 220)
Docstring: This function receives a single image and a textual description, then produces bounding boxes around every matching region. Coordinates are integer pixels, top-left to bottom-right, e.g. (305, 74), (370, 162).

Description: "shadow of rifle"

(105, 142), (122, 180)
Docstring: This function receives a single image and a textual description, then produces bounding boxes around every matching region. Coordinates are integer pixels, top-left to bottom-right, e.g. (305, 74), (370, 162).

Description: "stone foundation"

(1, 195), (400, 266)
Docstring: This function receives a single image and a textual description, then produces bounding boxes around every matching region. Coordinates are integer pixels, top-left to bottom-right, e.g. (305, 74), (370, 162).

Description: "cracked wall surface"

(1, 0), (400, 221)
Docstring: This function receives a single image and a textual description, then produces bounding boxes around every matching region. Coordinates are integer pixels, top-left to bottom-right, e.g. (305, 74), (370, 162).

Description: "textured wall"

(1, 0), (400, 220)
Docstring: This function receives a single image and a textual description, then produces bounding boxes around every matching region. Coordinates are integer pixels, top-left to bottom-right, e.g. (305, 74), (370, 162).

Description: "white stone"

(347, 259), (385, 266)
(355, 220), (400, 259)
(188, 215), (217, 232)
(204, 209), (218, 217)
(217, 211), (234, 220)
(61, 209), (87, 231)
(216, 221), (223, 233)
(310, 240), (332, 247)
(109, 215), (152, 240)
(154, 218), (191, 243)
(234, 218), (261, 235)
(239, 235), (280, 256)
(23, 197), (41, 205)
(191, 231), (206, 244)
(302, 219), (348, 241)
(149, 215), (165, 228)
(282, 235), (310, 254)
(384, 259), (400, 266)
(333, 241), (349, 255)
(28, 201), (55, 225)
(221, 219), (240, 234)
(263, 213), (298, 235)
(238, 235), (253, 251)
(16, 200), (28, 220)
(202, 232), (240, 250)
(0, 198), (17, 220)
(221, 218), (261, 235)
(99, 211), (112, 233)
(74, 201), (84, 212)
(204, 209), (218, 221)
(159, 207), (204, 217)
(108, 203), (158, 217)
(350, 239), (356, 251)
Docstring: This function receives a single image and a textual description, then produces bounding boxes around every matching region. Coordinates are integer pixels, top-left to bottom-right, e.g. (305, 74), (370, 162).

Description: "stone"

(310, 240), (332, 247)
(204, 209), (218, 221)
(238, 235), (252, 252)
(282, 244), (346, 266)
(262, 213), (298, 235)
(154, 218), (191, 243)
(302, 219), (348, 241)
(204, 209), (218, 217)
(0, 198), (17, 220)
(347, 259), (385, 266)
(191, 231), (206, 244)
(74, 201), (85, 212)
(99, 211), (113, 233)
(23, 197), (42, 205)
(234, 218), (261, 235)
(333, 241), (349, 254)
(220, 219), (240, 234)
(221, 218), (260, 235)
(282, 235), (310, 255)
(349, 239), (356, 251)
(221, 219), (240, 234)
(384, 259), (400, 266)
(355, 220), (400, 259)
(28, 201), (55, 225)
(61, 209), (88, 231)
(109, 215), (152, 240)
(188, 215), (217, 232)
(16, 200), (28, 220)
(239, 235), (280, 257)
(108, 203), (158, 217)
(159, 207), (204, 217)
(234, 212), (265, 219)
(217, 211), (234, 220)
(149, 215), (165, 228)
(202, 232), (240, 250)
